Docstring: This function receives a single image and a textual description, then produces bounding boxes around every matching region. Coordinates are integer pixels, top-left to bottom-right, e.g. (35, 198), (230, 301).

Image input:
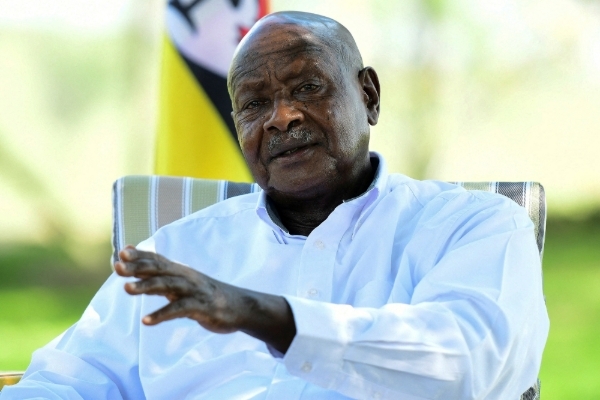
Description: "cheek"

(328, 103), (369, 155)
(238, 130), (259, 162)
(235, 116), (260, 147)
(235, 120), (270, 183)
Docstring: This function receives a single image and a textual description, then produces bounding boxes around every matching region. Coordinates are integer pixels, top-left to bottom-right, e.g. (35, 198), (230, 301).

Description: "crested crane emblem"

(166, 0), (263, 76)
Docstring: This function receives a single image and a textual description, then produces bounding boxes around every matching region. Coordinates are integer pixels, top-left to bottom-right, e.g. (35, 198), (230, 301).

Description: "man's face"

(230, 24), (371, 199)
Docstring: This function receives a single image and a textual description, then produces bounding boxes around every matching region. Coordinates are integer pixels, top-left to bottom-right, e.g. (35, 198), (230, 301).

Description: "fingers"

(114, 245), (239, 332)
(118, 245), (137, 261)
(120, 246), (169, 264)
(142, 298), (195, 325)
(124, 276), (195, 296)
(115, 259), (169, 278)
(114, 245), (189, 278)
(142, 298), (236, 333)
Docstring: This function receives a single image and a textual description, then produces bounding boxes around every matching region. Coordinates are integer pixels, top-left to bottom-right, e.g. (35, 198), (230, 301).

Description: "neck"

(268, 158), (376, 236)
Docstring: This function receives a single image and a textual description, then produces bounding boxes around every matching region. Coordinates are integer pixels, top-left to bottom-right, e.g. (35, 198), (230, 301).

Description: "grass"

(1, 218), (599, 398)
(0, 242), (110, 370)
(538, 217), (600, 399)
(0, 287), (103, 370)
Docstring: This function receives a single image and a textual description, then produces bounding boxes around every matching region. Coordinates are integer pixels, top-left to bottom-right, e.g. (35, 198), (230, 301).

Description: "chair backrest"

(112, 176), (261, 263)
(453, 181), (546, 258)
(112, 176), (546, 263)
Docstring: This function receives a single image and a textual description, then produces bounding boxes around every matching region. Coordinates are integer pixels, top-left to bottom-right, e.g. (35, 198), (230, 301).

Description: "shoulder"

(381, 176), (537, 273)
(152, 192), (260, 238)
(187, 191), (260, 220)
(383, 174), (532, 231)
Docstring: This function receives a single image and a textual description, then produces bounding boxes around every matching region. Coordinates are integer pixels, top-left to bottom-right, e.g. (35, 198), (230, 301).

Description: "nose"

(263, 98), (304, 132)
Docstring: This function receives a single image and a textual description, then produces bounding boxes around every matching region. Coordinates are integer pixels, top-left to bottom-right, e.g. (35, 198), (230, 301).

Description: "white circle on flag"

(166, 0), (259, 77)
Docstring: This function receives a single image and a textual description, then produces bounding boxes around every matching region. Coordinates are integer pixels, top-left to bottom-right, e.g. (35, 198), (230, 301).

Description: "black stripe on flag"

(182, 54), (241, 152)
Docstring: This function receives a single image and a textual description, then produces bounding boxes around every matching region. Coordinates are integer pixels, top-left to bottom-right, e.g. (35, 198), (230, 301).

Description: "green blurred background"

(1, 0), (599, 398)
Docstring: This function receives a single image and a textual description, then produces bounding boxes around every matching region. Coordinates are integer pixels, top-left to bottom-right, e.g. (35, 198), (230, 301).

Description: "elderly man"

(2, 11), (548, 400)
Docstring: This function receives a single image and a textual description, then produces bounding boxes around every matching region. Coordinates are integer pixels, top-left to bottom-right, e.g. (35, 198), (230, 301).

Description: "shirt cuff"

(281, 295), (351, 390)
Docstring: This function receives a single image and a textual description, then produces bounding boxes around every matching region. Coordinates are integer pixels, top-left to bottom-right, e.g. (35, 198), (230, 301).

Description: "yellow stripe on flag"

(154, 35), (252, 182)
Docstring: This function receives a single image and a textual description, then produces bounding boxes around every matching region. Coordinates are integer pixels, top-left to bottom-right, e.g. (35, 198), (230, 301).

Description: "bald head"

(228, 11), (363, 96)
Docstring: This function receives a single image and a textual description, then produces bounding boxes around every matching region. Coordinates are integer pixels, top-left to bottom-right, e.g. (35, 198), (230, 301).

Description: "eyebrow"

(234, 79), (266, 98)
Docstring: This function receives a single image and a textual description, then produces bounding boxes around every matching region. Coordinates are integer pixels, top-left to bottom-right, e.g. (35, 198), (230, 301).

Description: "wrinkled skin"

(230, 13), (380, 235)
(115, 11), (381, 354)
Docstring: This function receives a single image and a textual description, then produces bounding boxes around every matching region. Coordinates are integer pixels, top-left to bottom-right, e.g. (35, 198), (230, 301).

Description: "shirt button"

(301, 362), (312, 373)
(373, 392), (382, 399)
(314, 240), (325, 249)
(307, 288), (318, 297)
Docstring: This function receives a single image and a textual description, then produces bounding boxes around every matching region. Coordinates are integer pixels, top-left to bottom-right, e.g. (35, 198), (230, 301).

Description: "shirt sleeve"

(0, 272), (146, 400)
(282, 195), (549, 400)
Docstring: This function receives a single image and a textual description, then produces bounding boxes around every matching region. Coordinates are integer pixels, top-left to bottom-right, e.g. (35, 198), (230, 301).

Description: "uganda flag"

(155, 0), (269, 181)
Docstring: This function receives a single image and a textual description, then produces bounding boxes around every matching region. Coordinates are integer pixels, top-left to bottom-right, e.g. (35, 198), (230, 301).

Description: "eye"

(297, 83), (319, 92)
(244, 100), (264, 110)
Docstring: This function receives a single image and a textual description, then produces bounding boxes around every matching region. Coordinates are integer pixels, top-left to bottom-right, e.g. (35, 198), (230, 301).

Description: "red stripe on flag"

(258, 0), (269, 18)
(239, 0), (269, 40)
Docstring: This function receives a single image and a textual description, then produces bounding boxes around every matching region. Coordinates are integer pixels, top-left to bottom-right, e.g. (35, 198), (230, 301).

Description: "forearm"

(279, 226), (548, 399)
(283, 294), (547, 400)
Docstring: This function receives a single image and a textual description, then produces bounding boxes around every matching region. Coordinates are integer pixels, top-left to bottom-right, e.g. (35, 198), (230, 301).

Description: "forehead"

(230, 24), (339, 91)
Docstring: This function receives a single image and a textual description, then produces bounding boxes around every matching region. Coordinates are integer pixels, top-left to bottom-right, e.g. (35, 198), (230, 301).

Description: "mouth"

(279, 145), (308, 157)
(270, 143), (316, 160)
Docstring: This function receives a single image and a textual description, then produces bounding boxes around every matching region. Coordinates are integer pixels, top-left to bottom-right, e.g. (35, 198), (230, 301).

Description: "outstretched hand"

(114, 245), (296, 353)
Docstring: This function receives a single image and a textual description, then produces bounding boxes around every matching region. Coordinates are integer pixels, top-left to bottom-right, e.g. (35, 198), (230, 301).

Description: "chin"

(267, 173), (332, 200)
(262, 152), (339, 199)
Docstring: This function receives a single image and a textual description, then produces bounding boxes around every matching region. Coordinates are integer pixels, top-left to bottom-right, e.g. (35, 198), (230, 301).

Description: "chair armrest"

(0, 372), (23, 391)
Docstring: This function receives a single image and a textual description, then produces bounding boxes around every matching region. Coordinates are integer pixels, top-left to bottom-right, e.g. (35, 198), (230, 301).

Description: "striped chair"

(0, 177), (546, 399)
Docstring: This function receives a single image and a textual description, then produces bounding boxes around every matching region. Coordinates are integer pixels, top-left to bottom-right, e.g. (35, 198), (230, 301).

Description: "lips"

(269, 142), (316, 161)
(275, 144), (309, 157)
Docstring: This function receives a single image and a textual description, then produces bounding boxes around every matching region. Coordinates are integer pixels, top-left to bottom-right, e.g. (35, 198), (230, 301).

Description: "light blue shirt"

(2, 154), (549, 400)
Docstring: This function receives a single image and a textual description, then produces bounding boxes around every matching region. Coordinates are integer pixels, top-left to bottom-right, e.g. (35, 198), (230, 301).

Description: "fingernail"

(124, 248), (135, 258)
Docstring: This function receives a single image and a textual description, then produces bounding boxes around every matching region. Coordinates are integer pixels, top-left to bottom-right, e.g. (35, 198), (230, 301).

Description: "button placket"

(296, 204), (358, 301)
(297, 241), (336, 300)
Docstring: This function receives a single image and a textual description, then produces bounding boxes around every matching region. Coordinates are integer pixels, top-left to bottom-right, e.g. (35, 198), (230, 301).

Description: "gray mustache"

(268, 128), (313, 153)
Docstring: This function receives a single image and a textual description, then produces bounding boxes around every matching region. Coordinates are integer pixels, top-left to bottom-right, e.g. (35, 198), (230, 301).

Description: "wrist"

(238, 290), (296, 354)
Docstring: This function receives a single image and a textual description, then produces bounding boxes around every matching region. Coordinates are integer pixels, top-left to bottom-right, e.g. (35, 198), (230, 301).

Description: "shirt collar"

(255, 151), (388, 238)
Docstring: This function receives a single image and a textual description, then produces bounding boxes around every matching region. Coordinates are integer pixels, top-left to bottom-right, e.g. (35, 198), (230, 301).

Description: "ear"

(358, 67), (380, 126)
